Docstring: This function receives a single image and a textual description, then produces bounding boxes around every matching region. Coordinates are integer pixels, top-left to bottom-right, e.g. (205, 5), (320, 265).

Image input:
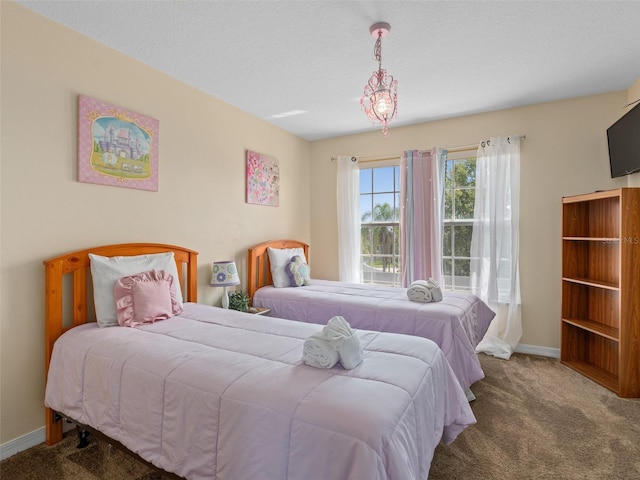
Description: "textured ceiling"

(16, 0), (640, 140)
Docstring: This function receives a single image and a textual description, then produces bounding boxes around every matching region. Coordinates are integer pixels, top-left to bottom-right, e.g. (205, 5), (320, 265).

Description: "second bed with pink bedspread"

(252, 279), (495, 393)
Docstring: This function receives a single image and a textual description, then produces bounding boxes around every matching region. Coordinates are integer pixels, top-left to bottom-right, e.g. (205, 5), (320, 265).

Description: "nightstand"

(248, 307), (270, 316)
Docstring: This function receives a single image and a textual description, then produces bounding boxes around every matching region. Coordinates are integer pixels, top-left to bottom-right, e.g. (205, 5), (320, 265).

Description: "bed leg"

(77, 427), (90, 449)
(45, 407), (63, 446)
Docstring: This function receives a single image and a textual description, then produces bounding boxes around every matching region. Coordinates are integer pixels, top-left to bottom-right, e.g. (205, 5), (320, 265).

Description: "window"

(442, 155), (477, 291)
(356, 154), (477, 290)
(359, 165), (401, 286)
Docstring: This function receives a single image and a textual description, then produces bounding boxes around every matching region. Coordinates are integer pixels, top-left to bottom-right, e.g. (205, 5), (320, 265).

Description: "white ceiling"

(16, 0), (640, 141)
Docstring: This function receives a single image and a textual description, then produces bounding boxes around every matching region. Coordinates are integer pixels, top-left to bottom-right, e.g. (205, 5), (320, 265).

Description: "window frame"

(358, 159), (402, 287)
(442, 151), (477, 292)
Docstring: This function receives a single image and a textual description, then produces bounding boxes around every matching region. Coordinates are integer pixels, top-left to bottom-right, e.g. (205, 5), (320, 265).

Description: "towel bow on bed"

(303, 316), (363, 370)
(407, 278), (443, 303)
(323, 316), (363, 369)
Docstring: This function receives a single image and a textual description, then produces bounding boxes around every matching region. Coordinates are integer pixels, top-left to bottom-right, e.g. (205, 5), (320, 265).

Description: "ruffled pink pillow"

(114, 269), (183, 327)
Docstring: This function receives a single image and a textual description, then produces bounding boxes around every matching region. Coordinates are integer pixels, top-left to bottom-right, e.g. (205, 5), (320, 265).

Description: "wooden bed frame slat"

(44, 260), (64, 446)
(73, 269), (87, 327)
(247, 239), (309, 299)
(43, 243), (198, 446)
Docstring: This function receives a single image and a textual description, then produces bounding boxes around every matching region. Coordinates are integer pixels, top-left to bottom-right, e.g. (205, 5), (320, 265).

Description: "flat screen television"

(607, 101), (640, 178)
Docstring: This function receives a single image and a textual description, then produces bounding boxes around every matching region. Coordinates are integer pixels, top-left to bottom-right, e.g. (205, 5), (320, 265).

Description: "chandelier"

(360, 22), (398, 137)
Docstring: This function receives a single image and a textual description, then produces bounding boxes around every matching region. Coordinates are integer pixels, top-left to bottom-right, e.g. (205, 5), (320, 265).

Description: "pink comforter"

(253, 280), (495, 392)
(45, 303), (476, 480)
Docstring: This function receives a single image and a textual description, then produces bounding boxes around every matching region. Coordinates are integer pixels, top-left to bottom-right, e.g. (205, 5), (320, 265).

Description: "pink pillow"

(114, 269), (183, 327)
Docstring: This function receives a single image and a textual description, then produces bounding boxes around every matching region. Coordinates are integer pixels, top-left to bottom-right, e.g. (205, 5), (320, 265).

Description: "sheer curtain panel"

(471, 136), (521, 359)
(400, 149), (445, 287)
(336, 156), (361, 282)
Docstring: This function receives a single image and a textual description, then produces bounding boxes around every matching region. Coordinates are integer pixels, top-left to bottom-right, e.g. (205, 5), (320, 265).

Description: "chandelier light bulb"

(375, 91), (390, 114)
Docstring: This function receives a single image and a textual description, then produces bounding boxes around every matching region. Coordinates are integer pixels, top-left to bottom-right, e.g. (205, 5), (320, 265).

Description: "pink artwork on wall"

(246, 150), (279, 206)
(78, 95), (159, 191)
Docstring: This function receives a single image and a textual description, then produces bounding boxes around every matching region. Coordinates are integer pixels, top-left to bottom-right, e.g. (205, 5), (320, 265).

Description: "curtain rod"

(331, 135), (526, 161)
(330, 154), (400, 163)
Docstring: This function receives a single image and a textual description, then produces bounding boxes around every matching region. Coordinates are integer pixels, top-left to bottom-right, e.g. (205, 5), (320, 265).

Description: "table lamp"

(210, 260), (240, 309)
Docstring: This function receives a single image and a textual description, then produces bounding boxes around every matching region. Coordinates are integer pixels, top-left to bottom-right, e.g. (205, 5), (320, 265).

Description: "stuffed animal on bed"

(285, 255), (311, 287)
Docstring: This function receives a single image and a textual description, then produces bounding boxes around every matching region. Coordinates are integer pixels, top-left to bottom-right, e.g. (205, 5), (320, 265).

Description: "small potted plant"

(228, 290), (250, 312)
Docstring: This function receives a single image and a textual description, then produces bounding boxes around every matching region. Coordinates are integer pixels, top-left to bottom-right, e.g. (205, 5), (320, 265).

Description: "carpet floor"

(2, 353), (639, 479)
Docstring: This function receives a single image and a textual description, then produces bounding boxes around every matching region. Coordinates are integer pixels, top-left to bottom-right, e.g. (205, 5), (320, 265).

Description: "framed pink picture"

(78, 95), (159, 191)
(246, 150), (279, 206)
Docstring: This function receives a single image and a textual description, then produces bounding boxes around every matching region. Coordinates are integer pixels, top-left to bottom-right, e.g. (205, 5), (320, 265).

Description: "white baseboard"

(0, 427), (45, 461)
(1, 420), (75, 461)
(514, 343), (560, 358)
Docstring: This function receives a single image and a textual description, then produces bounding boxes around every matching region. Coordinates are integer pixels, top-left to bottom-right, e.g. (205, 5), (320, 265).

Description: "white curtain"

(471, 135), (521, 360)
(400, 149), (445, 287)
(336, 156), (361, 282)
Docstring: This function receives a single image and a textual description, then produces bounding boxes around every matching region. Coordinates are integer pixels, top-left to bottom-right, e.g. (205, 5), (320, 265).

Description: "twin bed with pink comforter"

(248, 240), (496, 394)
(43, 243), (476, 480)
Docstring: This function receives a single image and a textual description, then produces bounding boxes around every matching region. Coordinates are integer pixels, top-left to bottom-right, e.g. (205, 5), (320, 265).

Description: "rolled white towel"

(407, 280), (432, 303)
(427, 278), (443, 302)
(323, 316), (363, 369)
(303, 332), (339, 369)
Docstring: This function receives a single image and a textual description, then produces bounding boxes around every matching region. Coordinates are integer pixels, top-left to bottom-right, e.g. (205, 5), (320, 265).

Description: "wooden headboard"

(247, 239), (309, 299)
(43, 243), (198, 445)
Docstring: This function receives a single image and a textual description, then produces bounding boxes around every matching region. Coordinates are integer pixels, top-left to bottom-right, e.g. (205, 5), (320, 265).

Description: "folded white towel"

(407, 279), (443, 303)
(323, 316), (363, 369)
(303, 332), (339, 369)
(407, 280), (432, 303)
(427, 278), (443, 302)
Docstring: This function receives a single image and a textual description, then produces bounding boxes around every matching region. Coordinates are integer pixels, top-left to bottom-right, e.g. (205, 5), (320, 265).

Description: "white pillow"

(267, 247), (306, 288)
(89, 252), (183, 327)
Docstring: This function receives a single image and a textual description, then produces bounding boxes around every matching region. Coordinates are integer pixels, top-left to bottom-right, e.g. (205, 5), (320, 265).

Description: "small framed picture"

(246, 150), (279, 206)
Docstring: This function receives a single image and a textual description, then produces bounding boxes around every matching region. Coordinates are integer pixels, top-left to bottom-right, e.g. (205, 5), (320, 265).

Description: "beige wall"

(310, 91), (637, 353)
(0, 3), (310, 445)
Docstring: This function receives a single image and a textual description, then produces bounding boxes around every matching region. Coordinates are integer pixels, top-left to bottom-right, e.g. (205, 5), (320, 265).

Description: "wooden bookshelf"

(561, 188), (640, 397)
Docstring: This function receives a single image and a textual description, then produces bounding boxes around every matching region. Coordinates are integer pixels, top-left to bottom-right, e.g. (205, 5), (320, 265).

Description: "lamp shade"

(210, 261), (240, 287)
